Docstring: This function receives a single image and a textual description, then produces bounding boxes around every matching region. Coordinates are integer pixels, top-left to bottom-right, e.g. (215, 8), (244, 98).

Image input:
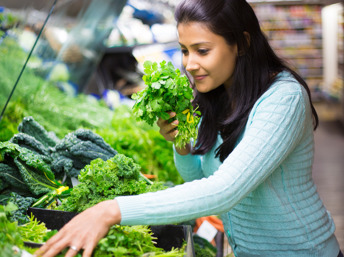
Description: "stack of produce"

(0, 116), (117, 211)
(1, 38), (182, 185)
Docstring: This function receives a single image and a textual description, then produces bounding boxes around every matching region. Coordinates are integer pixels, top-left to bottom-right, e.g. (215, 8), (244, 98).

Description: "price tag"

(196, 220), (218, 242)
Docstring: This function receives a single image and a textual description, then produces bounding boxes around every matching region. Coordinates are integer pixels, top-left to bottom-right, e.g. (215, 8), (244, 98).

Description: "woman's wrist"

(99, 199), (122, 226)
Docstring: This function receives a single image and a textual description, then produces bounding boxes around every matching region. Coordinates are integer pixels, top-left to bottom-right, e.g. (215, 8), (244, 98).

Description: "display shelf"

(251, 4), (323, 91)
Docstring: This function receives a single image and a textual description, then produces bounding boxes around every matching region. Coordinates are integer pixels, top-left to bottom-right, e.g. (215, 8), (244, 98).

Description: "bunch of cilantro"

(132, 60), (201, 148)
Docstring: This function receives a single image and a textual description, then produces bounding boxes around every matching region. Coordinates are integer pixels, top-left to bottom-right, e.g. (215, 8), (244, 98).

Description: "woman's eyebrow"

(179, 41), (212, 47)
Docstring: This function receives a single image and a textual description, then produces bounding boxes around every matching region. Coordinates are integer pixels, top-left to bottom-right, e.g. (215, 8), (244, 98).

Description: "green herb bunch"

(132, 60), (201, 148)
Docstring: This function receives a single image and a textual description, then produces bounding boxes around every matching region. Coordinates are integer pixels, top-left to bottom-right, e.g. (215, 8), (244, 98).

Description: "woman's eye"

(198, 49), (209, 55)
(181, 49), (188, 55)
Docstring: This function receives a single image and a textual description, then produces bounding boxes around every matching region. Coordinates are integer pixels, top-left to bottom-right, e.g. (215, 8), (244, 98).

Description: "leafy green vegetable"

(0, 202), (23, 257)
(6, 192), (36, 225)
(96, 105), (184, 185)
(0, 202), (59, 256)
(58, 154), (166, 212)
(94, 225), (185, 257)
(0, 99), (26, 142)
(0, 142), (60, 196)
(17, 213), (51, 243)
(132, 60), (201, 148)
(17, 116), (60, 148)
(50, 129), (118, 179)
(0, 37), (113, 141)
(193, 235), (217, 257)
(0, 162), (28, 194)
(10, 133), (52, 162)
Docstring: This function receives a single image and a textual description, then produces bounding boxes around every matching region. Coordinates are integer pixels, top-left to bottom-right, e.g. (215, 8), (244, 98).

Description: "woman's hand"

(157, 112), (179, 142)
(34, 199), (121, 257)
(157, 112), (191, 155)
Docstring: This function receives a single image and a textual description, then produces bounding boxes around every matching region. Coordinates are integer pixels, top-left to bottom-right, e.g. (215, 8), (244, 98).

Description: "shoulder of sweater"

(250, 71), (308, 117)
(254, 71), (309, 108)
(266, 71), (305, 96)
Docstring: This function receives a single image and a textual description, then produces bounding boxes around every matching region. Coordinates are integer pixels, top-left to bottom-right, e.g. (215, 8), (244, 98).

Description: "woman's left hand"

(34, 199), (121, 257)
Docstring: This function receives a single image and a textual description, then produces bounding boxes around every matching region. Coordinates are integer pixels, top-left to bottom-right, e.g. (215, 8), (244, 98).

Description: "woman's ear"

(238, 31), (250, 56)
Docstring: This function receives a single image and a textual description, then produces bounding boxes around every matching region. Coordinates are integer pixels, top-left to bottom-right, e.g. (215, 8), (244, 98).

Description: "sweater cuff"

(116, 195), (148, 226)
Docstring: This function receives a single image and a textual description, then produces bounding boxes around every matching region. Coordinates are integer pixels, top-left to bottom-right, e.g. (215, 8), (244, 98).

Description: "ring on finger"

(70, 245), (79, 251)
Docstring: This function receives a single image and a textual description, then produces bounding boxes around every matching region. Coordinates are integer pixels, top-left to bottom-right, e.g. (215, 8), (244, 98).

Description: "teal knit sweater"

(116, 71), (340, 256)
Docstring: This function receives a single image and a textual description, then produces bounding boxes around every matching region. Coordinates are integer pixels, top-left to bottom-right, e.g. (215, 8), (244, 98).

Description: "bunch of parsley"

(132, 60), (200, 148)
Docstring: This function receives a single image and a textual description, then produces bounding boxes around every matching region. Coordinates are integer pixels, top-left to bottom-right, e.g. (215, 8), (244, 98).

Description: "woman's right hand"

(157, 112), (179, 142)
(157, 112), (191, 155)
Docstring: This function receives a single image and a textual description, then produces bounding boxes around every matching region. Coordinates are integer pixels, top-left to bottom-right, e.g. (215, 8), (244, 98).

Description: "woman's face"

(178, 22), (238, 93)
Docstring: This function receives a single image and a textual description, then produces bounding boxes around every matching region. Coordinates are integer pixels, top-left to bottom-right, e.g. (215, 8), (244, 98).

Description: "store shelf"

(251, 4), (324, 91)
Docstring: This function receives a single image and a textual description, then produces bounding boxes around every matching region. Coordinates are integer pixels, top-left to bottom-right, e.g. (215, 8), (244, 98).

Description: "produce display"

(132, 60), (201, 148)
(0, 117), (187, 256)
(0, 116), (117, 205)
(1, 202), (186, 257)
(0, 37), (113, 142)
(0, 23), (208, 256)
(0, 37), (182, 184)
(0, 112), (188, 256)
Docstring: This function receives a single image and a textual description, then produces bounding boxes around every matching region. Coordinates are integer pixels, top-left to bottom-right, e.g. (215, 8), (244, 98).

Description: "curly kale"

(6, 192), (37, 225)
(58, 154), (166, 212)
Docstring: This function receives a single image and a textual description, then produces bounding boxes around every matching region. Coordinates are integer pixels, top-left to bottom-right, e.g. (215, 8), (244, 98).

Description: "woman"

(36, 0), (342, 256)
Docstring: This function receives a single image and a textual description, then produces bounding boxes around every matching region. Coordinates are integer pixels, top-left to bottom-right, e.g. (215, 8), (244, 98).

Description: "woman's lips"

(194, 75), (207, 81)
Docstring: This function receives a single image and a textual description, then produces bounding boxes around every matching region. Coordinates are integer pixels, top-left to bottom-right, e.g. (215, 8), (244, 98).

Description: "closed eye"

(198, 49), (209, 55)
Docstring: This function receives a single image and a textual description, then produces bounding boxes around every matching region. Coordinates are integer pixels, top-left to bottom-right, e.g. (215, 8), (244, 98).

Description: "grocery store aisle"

(312, 118), (344, 252)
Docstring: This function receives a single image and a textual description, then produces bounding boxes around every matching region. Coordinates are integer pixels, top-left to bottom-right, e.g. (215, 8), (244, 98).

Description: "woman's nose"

(184, 56), (199, 72)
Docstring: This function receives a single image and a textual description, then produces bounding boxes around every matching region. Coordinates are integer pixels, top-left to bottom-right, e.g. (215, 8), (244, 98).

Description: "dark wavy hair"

(175, 0), (318, 162)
